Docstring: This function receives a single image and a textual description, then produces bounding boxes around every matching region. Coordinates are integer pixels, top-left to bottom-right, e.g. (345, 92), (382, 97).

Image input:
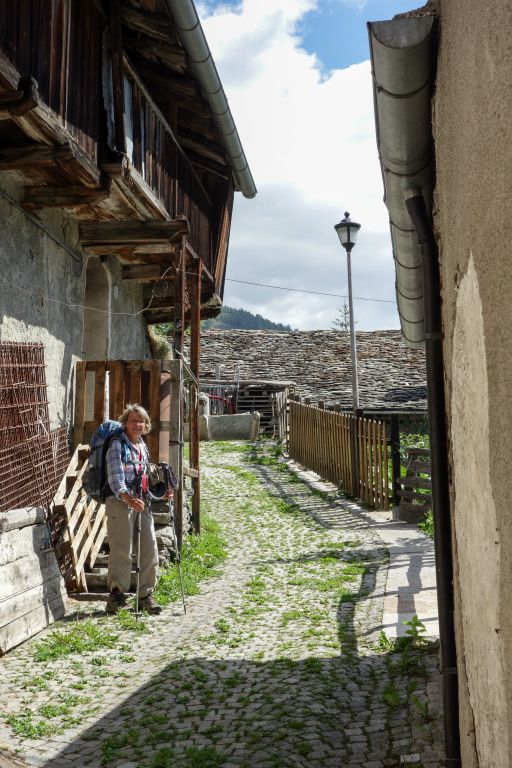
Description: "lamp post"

(334, 211), (361, 415)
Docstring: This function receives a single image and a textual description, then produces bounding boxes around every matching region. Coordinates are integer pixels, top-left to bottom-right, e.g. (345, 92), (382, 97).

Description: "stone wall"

(0, 176), (150, 430)
(434, 1), (512, 764)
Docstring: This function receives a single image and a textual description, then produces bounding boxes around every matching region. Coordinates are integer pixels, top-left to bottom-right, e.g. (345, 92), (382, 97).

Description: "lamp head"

(334, 211), (361, 253)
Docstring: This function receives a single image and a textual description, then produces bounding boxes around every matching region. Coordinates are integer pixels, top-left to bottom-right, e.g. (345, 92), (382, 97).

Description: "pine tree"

(332, 302), (352, 332)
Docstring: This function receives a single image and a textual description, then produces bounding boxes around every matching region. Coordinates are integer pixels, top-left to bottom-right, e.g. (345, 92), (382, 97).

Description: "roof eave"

(164, 0), (257, 199)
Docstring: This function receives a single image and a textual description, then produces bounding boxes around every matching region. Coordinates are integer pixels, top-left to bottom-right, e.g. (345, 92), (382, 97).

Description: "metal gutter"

(164, 0), (257, 199)
(367, 16), (436, 347)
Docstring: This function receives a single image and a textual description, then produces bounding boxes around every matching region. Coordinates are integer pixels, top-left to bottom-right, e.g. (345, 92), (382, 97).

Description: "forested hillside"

(202, 306), (294, 331)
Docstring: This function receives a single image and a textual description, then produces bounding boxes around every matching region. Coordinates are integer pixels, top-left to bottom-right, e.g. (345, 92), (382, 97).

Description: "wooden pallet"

(73, 359), (167, 462)
(51, 444), (106, 592)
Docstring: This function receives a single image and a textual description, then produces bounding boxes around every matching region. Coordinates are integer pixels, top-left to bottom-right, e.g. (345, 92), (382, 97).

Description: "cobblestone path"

(0, 442), (445, 768)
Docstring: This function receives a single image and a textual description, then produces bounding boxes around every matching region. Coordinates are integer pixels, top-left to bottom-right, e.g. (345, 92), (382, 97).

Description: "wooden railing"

(121, 59), (214, 272)
(288, 400), (389, 510)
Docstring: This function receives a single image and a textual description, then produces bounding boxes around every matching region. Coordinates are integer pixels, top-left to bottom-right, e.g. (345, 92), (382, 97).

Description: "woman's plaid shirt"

(106, 435), (149, 498)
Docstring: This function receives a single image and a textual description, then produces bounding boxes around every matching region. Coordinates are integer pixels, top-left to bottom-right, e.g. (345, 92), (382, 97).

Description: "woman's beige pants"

(105, 496), (159, 597)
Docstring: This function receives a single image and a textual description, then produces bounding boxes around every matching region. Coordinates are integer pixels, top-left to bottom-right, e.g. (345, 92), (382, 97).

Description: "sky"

(197, 0), (417, 330)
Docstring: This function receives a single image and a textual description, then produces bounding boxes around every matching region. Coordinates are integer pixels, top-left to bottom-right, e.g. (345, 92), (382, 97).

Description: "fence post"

(353, 408), (364, 498)
(350, 415), (357, 497)
(390, 414), (401, 506)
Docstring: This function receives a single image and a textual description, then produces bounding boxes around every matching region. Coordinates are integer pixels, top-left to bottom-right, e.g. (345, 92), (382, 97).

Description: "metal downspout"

(405, 192), (461, 768)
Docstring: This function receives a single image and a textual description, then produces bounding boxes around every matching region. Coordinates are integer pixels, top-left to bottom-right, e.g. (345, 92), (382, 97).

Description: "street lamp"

(334, 211), (361, 414)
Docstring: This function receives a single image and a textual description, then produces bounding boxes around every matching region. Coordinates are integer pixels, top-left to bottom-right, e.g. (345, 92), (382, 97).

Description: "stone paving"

(0, 441), (445, 768)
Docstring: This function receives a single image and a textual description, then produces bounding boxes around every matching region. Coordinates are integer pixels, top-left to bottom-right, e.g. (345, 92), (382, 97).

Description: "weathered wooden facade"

(0, 0), (254, 652)
(0, 0), (254, 324)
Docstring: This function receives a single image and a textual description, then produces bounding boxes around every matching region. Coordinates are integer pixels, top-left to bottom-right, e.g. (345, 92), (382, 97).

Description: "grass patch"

(38, 693), (85, 719)
(208, 440), (251, 454)
(218, 464), (258, 484)
(4, 712), (56, 739)
(418, 510), (434, 539)
(33, 620), (118, 662)
(383, 682), (402, 708)
(150, 747), (175, 767)
(154, 515), (227, 605)
(184, 745), (226, 767)
(100, 728), (140, 765)
(115, 608), (149, 632)
(21, 672), (55, 691)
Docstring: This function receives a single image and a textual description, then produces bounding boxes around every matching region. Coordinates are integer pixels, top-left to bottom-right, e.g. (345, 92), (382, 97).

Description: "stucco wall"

(434, 1), (512, 764)
(0, 177), (150, 430)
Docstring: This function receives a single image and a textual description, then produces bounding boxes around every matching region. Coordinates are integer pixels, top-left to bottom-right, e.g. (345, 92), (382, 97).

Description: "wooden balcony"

(0, 0), (235, 316)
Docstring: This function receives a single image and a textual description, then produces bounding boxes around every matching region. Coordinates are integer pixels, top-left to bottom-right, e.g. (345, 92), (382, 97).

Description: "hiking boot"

(138, 595), (162, 615)
(105, 588), (128, 614)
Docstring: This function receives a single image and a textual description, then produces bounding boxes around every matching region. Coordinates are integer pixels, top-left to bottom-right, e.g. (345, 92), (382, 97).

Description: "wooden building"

(0, 0), (255, 653)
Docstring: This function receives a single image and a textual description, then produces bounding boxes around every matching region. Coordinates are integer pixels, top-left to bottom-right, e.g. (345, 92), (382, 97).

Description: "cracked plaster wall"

(434, 1), (512, 764)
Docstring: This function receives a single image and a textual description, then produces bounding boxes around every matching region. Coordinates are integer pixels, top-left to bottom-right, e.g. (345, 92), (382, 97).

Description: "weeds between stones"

(154, 514), (228, 605)
(377, 616), (440, 732)
(2, 439), (441, 765)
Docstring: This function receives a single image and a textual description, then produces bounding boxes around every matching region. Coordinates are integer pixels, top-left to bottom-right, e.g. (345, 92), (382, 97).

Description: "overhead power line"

(225, 278), (395, 304)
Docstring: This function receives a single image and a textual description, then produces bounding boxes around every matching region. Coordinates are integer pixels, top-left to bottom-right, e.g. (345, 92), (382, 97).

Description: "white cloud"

(200, 0), (399, 330)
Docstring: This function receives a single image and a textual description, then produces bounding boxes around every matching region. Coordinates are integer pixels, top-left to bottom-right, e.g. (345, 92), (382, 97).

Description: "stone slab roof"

(200, 329), (427, 412)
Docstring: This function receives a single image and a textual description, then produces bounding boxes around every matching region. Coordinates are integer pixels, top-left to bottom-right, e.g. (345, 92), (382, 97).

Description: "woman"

(104, 403), (165, 615)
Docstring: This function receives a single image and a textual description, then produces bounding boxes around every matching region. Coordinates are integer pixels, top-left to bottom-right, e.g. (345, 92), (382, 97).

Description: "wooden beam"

(80, 219), (190, 254)
(159, 361), (171, 464)
(122, 264), (176, 282)
(136, 62), (200, 100)
(178, 134), (227, 166)
(109, 0), (126, 153)
(0, 143), (73, 170)
(144, 312), (177, 324)
(186, 149), (229, 181)
(177, 106), (213, 135)
(214, 180), (234, 292)
(85, 244), (180, 257)
(103, 158), (171, 220)
(189, 260), (201, 534)
(80, 220), (190, 243)
(123, 33), (187, 72)
(174, 238), (186, 356)
(140, 296), (174, 310)
(0, 76), (38, 119)
(169, 360), (184, 550)
(23, 184), (111, 209)
(121, 6), (172, 42)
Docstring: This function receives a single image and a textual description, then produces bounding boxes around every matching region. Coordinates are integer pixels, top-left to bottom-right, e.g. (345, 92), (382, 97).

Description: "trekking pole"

(134, 508), (142, 620)
(169, 497), (186, 614)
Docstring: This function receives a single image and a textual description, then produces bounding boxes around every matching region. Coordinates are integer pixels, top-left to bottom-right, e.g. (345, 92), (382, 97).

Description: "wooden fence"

(288, 400), (389, 510)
